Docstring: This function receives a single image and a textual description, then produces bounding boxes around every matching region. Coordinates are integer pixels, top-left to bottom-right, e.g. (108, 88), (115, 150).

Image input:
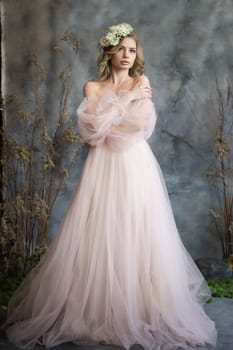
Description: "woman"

(4, 23), (217, 349)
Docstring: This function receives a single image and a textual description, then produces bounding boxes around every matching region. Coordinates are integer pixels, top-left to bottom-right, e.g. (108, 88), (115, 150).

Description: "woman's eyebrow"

(120, 45), (136, 49)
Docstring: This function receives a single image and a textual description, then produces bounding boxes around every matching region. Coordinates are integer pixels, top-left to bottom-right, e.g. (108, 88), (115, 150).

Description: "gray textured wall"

(2, 0), (233, 259)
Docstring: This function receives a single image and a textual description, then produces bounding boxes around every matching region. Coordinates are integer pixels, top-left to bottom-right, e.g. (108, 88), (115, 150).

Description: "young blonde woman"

(4, 23), (217, 350)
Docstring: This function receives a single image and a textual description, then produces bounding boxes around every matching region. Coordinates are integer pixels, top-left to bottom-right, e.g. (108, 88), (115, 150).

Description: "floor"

(0, 298), (232, 350)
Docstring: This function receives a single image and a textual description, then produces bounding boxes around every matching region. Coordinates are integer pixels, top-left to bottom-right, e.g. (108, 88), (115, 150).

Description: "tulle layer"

(5, 140), (217, 349)
(4, 92), (217, 349)
(77, 90), (156, 152)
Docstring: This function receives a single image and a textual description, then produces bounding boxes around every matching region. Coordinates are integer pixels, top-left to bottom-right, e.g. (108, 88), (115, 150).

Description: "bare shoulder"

(137, 74), (151, 87)
(83, 80), (100, 98)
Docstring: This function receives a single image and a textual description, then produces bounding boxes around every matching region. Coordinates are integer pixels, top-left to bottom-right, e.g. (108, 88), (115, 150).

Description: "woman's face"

(110, 37), (137, 71)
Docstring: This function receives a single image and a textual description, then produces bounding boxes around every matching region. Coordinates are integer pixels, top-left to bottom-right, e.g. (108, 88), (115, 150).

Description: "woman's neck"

(108, 69), (132, 87)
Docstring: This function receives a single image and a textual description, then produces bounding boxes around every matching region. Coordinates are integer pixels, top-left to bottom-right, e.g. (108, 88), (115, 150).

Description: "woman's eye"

(118, 47), (123, 51)
(130, 49), (136, 53)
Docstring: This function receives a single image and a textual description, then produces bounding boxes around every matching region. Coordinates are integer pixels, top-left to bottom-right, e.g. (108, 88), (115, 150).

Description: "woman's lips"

(120, 61), (130, 64)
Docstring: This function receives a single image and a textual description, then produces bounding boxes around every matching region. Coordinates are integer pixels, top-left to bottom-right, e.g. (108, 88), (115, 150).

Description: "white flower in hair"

(99, 23), (134, 48)
(106, 32), (119, 46)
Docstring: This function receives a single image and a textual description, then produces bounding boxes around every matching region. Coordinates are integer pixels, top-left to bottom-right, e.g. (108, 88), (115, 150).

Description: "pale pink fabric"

(4, 90), (217, 350)
(78, 90), (156, 151)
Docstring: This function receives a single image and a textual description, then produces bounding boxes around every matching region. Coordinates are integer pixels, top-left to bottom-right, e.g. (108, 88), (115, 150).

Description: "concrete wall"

(2, 0), (233, 259)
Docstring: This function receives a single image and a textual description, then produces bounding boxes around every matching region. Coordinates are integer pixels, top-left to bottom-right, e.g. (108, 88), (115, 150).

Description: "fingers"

(137, 84), (152, 95)
(142, 85), (152, 98)
(130, 83), (152, 101)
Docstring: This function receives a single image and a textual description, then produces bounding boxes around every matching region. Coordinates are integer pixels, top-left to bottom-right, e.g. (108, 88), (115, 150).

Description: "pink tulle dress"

(4, 90), (217, 349)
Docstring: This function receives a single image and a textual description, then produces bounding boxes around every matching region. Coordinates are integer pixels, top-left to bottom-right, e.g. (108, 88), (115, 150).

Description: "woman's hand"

(128, 81), (152, 101)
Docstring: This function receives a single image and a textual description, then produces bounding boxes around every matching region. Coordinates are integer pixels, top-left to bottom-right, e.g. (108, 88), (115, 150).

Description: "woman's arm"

(77, 76), (155, 147)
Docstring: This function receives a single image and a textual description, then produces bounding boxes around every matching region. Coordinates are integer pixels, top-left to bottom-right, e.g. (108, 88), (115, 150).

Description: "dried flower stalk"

(206, 78), (233, 266)
(0, 31), (84, 278)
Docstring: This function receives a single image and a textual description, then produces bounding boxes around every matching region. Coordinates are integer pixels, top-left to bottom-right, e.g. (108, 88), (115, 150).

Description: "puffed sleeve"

(77, 91), (157, 152)
(77, 91), (126, 147)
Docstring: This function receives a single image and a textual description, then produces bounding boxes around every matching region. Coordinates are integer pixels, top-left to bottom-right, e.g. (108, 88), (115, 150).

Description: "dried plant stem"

(0, 32), (83, 278)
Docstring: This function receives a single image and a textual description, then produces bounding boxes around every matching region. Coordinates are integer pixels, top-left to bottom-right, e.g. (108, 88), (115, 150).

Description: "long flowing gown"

(4, 90), (217, 350)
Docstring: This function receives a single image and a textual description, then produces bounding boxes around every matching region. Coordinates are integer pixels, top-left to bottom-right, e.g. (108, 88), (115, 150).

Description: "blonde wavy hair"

(97, 32), (144, 81)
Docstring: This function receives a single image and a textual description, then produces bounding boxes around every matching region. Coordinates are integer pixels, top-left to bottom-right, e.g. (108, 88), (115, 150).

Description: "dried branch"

(0, 31), (84, 279)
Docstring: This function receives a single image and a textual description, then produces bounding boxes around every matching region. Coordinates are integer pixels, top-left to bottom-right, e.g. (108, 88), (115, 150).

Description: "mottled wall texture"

(2, 0), (233, 259)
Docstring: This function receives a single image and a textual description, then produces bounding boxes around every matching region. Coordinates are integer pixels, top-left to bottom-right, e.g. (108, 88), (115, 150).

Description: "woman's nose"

(123, 50), (129, 58)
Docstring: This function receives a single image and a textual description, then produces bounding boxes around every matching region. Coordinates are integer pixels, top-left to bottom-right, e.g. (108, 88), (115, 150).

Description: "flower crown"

(99, 23), (134, 48)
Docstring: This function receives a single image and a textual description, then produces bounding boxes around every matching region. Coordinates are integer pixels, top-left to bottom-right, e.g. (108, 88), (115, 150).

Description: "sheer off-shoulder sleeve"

(77, 91), (157, 152)
(77, 92), (126, 147)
